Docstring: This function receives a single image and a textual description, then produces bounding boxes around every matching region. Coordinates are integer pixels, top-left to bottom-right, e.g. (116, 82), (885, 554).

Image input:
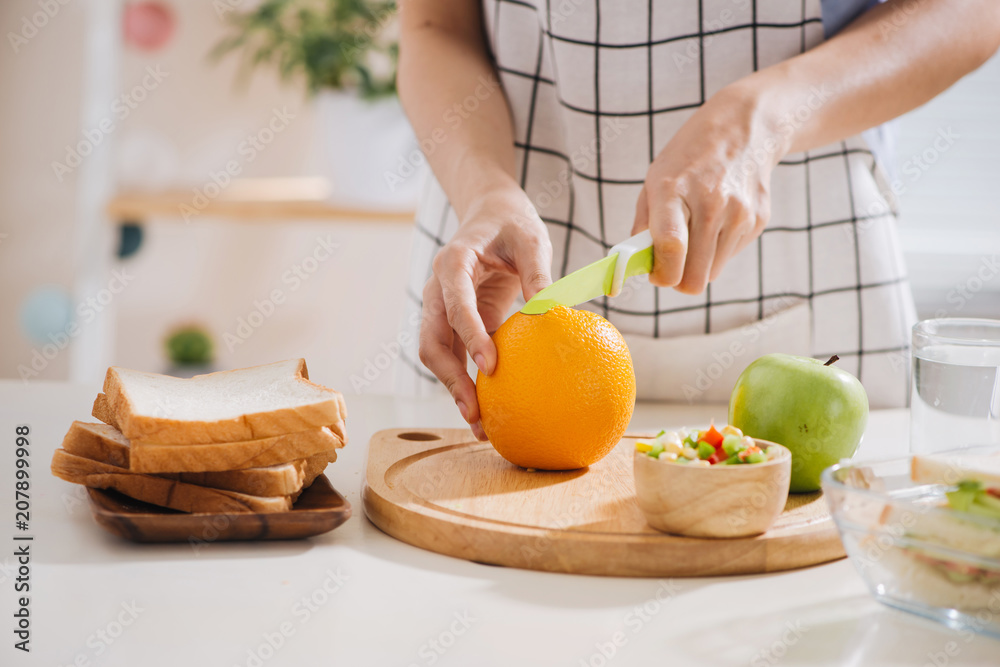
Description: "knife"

(521, 230), (655, 315)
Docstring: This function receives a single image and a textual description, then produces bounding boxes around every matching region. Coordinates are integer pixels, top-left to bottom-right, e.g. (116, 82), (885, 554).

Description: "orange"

(476, 305), (636, 470)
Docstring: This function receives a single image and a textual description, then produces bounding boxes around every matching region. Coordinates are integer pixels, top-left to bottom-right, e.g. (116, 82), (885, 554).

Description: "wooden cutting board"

(363, 428), (846, 577)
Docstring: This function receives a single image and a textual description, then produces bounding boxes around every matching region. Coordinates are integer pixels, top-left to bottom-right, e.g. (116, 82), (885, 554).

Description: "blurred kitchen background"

(1, 0), (999, 394)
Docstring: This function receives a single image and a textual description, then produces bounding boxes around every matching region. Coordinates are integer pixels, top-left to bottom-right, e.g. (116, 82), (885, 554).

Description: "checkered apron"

(395, 0), (916, 409)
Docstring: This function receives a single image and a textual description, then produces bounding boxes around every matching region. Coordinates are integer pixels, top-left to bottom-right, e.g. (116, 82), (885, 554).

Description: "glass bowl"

(822, 449), (1000, 638)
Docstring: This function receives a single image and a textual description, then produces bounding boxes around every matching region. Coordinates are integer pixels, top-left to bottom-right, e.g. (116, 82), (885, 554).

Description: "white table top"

(2, 381), (998, 666)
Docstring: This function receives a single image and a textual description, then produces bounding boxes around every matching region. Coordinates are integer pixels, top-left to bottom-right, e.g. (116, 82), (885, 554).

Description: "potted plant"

(213, 0), (421, 207)
(164, 324), (216, 377)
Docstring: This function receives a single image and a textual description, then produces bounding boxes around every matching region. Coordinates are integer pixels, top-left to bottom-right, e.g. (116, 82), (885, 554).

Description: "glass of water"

(910, 318), (1000, 454)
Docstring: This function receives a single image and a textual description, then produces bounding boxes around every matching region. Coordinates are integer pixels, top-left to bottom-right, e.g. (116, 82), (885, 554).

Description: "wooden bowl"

(633, 440), (792, 538)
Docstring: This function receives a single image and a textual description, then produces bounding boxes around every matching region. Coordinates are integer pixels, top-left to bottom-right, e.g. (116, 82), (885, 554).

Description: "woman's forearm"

(398, 0), (525, 219)
(739, 0), (1000, 156)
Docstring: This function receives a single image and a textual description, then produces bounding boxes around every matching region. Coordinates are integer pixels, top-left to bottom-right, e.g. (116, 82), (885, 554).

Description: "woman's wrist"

(445, 145), (525, 220)
(454, 170), (540, 230)
(720, 70), (800, 168)
(464, 188), (547, 238)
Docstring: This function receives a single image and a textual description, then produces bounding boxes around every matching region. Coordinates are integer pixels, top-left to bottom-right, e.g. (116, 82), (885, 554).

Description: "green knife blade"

(521, 245), (654, 315)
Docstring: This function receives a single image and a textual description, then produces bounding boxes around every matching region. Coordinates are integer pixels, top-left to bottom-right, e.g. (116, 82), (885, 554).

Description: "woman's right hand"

(419, 189), (553, 440)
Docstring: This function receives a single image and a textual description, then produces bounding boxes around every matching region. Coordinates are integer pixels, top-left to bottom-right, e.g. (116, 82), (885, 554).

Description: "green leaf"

(210, 0), (398, 98)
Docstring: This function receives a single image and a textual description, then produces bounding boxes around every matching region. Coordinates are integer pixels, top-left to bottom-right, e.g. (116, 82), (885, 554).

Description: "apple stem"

(824, 355), (840, 367)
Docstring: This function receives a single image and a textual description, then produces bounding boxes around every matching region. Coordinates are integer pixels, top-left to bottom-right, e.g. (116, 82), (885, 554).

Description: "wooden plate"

(363, 428), (846, 577)
(87, 475), (351, 543)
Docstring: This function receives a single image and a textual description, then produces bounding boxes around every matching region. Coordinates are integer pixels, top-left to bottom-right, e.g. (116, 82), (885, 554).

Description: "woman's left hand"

(633, 83), (784, 294)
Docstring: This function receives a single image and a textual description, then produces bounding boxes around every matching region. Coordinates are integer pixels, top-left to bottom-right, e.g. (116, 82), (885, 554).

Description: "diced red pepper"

(701, 425), (724, 448)
(988, 488), (1000, 499)
(707, 451), (725, 465)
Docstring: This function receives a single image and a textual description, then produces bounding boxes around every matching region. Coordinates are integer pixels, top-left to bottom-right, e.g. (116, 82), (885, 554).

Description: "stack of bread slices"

(50, 359), (347, 513)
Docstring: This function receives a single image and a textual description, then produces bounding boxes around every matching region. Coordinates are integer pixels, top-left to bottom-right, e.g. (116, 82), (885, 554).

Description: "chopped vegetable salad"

(635, 424), (775, 467)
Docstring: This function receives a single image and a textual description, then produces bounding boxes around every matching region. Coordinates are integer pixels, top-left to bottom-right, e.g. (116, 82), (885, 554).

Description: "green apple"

(728, 353), (869, 493)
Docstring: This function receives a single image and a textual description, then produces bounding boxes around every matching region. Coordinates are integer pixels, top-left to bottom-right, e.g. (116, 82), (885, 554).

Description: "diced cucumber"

(977, 491), (1000, 512)
(970, 497), (1000, 520)
(722, 435), (744, 456)
(946, 484), (979, 512)
(945, 570), (977, 584)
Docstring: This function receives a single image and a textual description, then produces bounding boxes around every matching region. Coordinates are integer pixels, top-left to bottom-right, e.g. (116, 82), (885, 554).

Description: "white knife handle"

(608, 230), (654, 298)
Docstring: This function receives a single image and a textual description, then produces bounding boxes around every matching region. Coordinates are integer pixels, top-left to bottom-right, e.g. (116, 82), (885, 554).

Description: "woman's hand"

(419, 189), (553, 440)
(634, 84), (782, 294)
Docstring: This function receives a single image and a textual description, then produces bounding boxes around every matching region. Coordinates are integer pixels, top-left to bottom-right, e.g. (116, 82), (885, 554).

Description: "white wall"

(0, 0), (87, 382)
(894, 51), (1000, 318)
(112, 219), (412, 396)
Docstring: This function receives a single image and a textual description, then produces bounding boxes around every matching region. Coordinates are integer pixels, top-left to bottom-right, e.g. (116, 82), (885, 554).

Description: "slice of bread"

(880, 503), (1000, 559)
(102, 359), (348, 445)
(65, 421), (131, 468)
(93, 392), (345, 455)
(912, 450), (1000, 488)
(878, 545), (1000, 611)
(129, 427), (341, 473)
(61, 422), (330, 496)
(173, 458), (328, 500)
(50, 449), (292, 514)
(92, 393), (116, 426)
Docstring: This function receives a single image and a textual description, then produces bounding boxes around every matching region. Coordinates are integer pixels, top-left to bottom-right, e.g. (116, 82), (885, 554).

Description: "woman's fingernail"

(474, 354), (488, 375)
(473, 421), (488, 441)
(456, 400), (470, 422)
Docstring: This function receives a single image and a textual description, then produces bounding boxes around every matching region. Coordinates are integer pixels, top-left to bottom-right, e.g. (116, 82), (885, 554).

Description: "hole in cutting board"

(397, 432), (442, 442)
